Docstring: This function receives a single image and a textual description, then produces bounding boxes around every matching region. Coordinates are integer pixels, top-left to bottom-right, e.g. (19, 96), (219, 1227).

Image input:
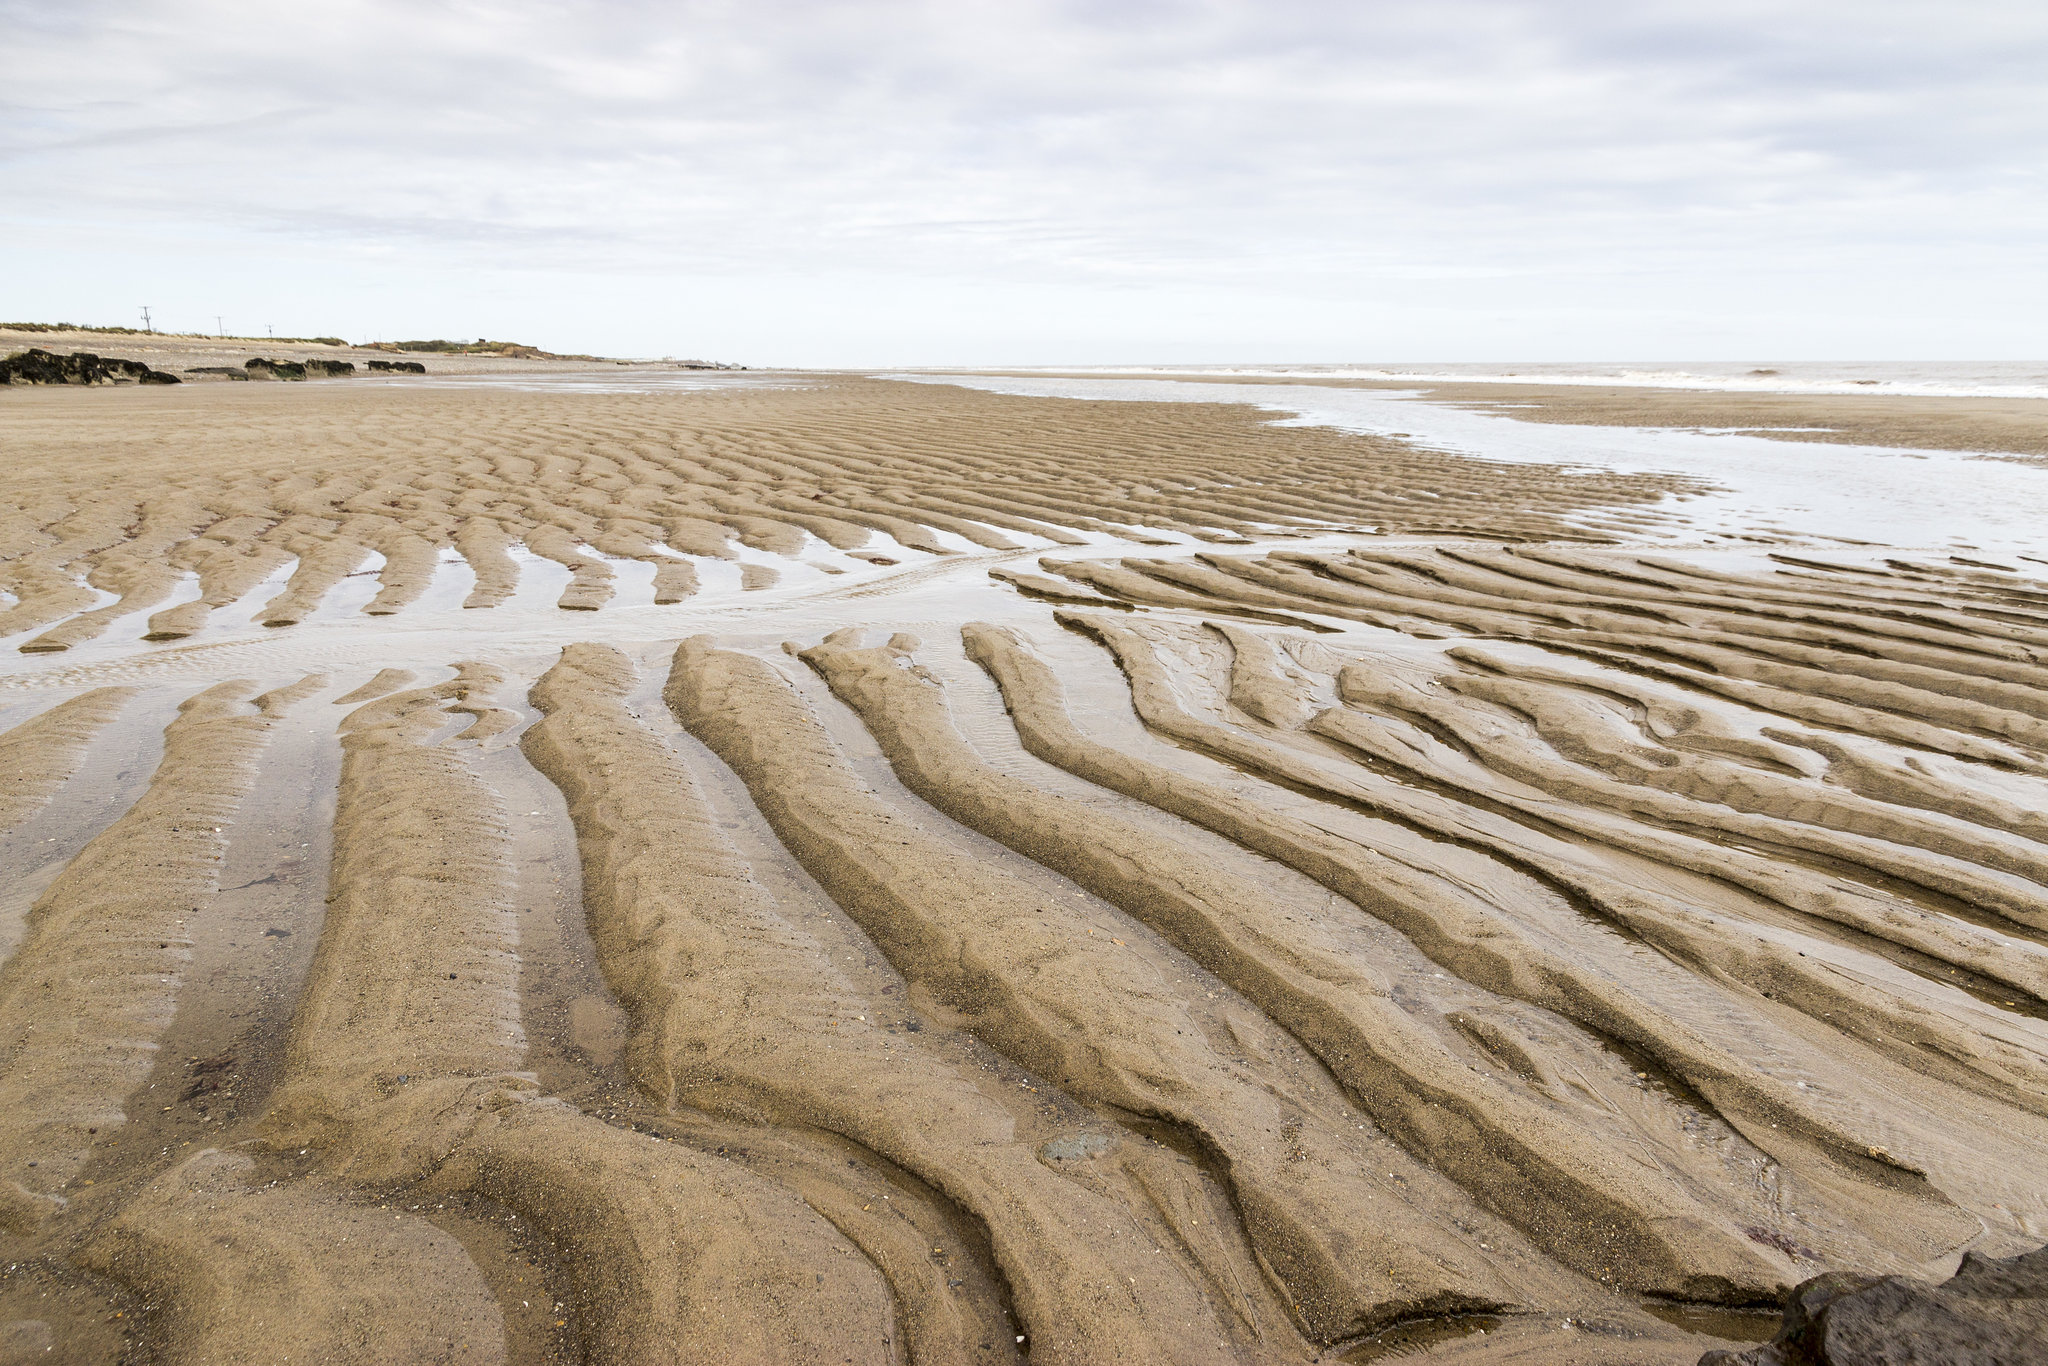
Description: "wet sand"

(1408, 382), (2048, 460)
(0, 368), (2043, 1363)
(1004, 370), (2048, 460)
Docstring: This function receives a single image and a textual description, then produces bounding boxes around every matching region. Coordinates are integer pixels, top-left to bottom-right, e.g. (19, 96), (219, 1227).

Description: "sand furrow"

(1044, 559), (1336, 630)
(1204, 621), (1324, 729)
(364, 529), (442, 615)
(0, 687), (135, 834)
(1332, 548), (2048, 713)
(1487, 549), (2048, 653)
(257, 533), (372, 627)
(961, 622), (2006, 1280)
(525, 641), (1295, 1362)
(988, 566), (1135, 608)
(810, 627), (1811, 1303)
(867, 496), (1020, 550)
(1299, 702), (2048, 1110)
(523, 525), (614, 611)
(806, 499), (954, 555)
(454, 519), (520, 608)
(81, 1148), (506, 1365)
(1047, 613), (2025, 1249)
(19, 562), (182, 653)
(649, 558), (698, 602)
(1335, 663), (2048, 936)
(0, 679), (279, 1229)
(1532, 632), (2048, 758)
(1370, 547), (2048, 670)
(901, 492), (1088, 544)
(1431, 660), (2048, 884)
(1178, 550), (2048, 757)
(1131, 558), (1412, 631)
(1536, 640), (2044, 772)
(145, 528), (294, 640)
(1308, 672), (2048, 1011)
(662, 634), (1784, 1343)
(0, 558), (99, 644)
(264, 667), (899, 1365)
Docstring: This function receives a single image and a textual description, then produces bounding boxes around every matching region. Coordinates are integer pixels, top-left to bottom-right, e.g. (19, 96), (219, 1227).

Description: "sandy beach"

(1, 361), (2045, 1364)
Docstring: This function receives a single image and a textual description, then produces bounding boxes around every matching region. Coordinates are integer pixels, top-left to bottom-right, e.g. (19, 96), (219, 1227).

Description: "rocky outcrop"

(184, 366), (250, 380)
(1700, 1245), (2048, 1365)
(1, 348), (180, 385)
(245, 357), (355, 379)
(366, 359), (426, 373)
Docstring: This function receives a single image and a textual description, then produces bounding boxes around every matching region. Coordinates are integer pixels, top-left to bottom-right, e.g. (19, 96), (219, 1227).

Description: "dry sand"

(0, 362), (2043, 1363)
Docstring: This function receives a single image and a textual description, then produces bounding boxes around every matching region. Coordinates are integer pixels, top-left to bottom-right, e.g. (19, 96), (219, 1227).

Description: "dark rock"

(1700, 1244), (2048, 1365)
(303, 359), (356, 378)
(366, 359), (427, 374)
(185, 366), (251, 380)
(244, 358), (307, 381)
(1, 348), (181, 385)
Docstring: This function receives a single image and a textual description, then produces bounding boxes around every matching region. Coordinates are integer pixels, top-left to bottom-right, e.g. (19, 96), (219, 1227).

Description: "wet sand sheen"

(0, 370), (2042, 1362)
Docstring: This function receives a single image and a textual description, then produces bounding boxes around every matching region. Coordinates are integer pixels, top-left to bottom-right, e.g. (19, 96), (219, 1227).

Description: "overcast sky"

(5, 1), (2044, 365)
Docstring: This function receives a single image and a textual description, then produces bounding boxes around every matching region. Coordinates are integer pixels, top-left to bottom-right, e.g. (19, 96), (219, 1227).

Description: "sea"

(1052, 362), (2048, 401)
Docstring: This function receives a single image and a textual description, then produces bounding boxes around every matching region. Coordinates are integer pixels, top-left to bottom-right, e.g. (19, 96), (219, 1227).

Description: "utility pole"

(216, 315), (224, 338)
(140, 306), (152, 334)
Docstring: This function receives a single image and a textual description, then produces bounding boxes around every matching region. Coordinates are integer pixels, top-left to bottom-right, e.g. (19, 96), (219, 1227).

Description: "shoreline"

(943, 368), (2048, 459)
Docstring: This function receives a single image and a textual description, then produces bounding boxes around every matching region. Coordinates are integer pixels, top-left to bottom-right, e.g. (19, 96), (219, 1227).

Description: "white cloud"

(3, 0), (2043, 363)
